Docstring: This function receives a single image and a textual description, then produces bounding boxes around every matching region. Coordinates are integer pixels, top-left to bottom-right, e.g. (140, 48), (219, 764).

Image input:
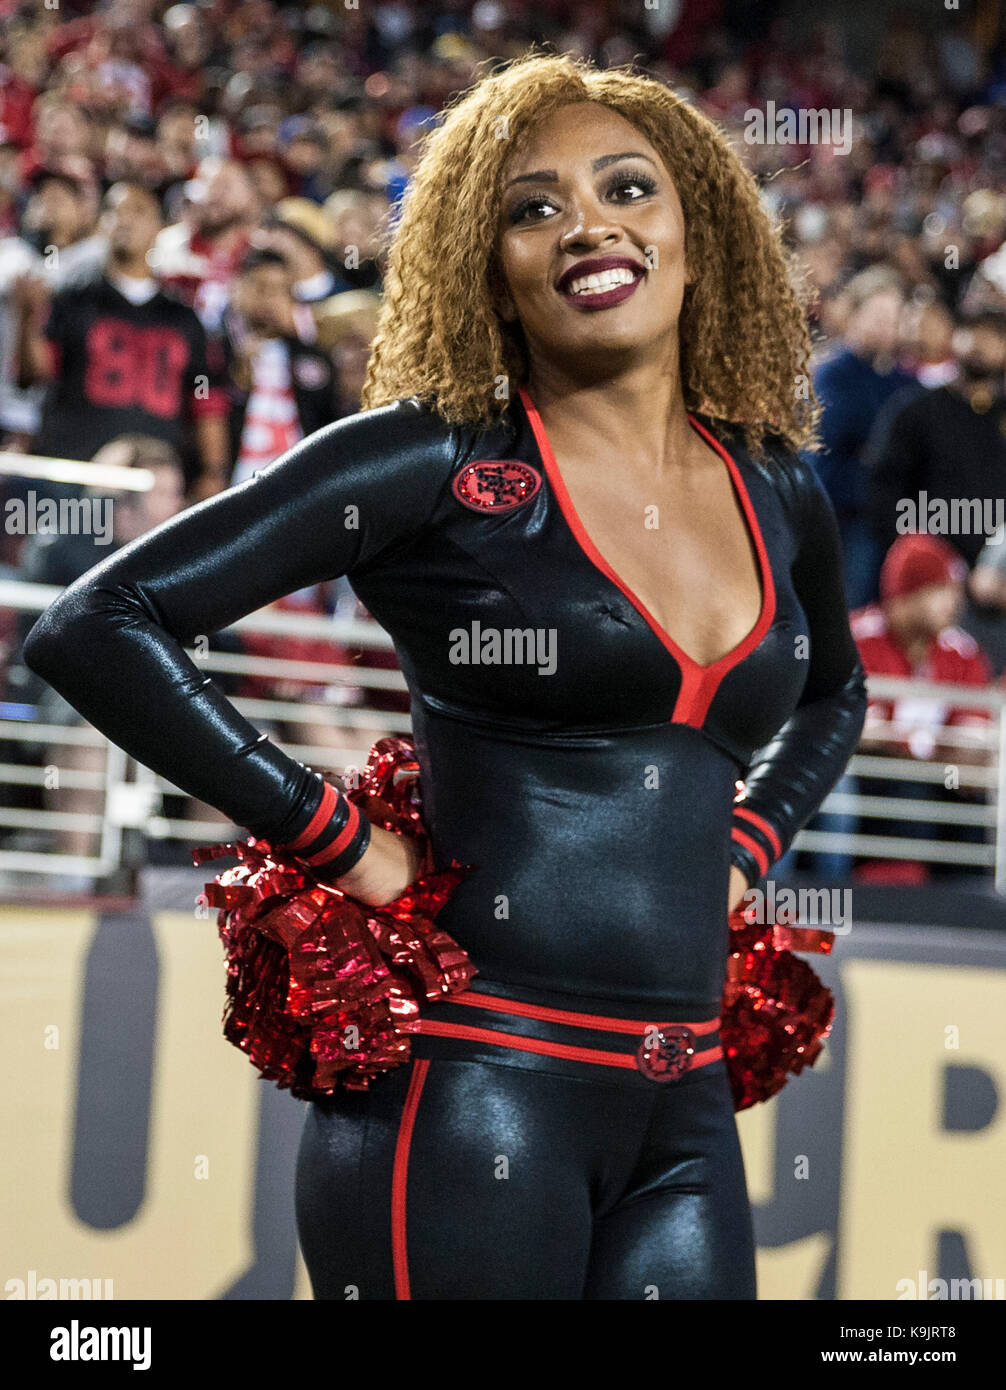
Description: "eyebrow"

(503, 151), (658, 189)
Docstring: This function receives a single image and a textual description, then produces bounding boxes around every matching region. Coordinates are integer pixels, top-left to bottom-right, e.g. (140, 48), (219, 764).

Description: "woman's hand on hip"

(326, 823), (427, 907)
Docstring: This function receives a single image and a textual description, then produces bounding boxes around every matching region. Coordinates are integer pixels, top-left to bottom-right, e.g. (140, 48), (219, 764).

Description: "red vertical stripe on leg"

(391, 1058), (430, 1301)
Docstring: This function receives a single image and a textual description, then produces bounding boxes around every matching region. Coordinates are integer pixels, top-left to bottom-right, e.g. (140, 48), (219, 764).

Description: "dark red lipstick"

(555, 255), (646, 311)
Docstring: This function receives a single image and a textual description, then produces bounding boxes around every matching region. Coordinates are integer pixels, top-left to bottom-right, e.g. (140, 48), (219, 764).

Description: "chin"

(556, 319), (668, 357)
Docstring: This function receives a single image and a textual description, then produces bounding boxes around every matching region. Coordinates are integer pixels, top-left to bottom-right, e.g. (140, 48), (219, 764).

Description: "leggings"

(295, 984), (757, 1301)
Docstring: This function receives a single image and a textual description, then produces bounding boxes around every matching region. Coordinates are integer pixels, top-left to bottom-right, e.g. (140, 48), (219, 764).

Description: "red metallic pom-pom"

(721, 899), (835, 1111)
(193, 736), (477, 1098)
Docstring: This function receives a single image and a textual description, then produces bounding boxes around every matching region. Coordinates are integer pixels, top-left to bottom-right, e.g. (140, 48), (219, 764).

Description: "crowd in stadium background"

(2, 0), (1006, 884)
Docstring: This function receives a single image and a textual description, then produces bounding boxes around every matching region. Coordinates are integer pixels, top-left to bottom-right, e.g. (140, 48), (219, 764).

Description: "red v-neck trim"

(519, 384), (777, 728)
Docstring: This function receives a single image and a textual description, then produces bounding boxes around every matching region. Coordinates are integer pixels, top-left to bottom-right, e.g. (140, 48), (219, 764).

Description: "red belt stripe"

(415, 1019), (724, 1071)
(451, 989), (720, 1036)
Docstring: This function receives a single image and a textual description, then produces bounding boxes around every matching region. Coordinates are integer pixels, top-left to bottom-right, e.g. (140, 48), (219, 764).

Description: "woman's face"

(496, 102), (688, 374)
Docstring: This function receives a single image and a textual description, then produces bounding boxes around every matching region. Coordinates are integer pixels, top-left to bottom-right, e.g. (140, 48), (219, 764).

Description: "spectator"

(899, 297), (957, 388)
(14, 435), (186, 602)
(851, 534), (994, 884)
(2, 435), (194, 878)
(155, 100), (200, 212)
(0, 169), (105, 453)
(19, 95), (95, 185)
(807, 266), (918, 609)
(20, 168), (104, 285)
(0, 230), (43, 448)
(103, 113), (168, 197)
(224, 247), (339, 487)
(322, 189), (386, 294)
(277, 117), (331, 202)
(244, 155), (291, 216)
(313, 289), (381, 416)
(258, 197), (340, 306)
(160, 2), (213, 107)
(15, 180), (230, 497)
(151, 156), (260, 331)
(868, 306), (1006, 569)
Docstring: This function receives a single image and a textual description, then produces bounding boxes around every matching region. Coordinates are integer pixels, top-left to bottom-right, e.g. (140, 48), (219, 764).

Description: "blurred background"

(1, 0), (1004, 1302)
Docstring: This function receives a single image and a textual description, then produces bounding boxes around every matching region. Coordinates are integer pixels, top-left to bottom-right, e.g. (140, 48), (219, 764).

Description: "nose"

(559, 221), (621, 254)
(558, 188), (623, 254)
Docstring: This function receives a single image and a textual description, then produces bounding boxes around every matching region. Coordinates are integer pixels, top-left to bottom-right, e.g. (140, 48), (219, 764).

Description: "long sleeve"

(22, 400), (462, 866)
(729, 450), (868, 886)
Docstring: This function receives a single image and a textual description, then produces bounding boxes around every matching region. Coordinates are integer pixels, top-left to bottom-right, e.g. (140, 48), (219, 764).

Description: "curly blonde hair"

(361, 50), (819, 456)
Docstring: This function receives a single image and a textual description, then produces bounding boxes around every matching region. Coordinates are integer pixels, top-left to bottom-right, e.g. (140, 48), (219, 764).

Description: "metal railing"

(0, 595), (1004, 892)
(790, 675), (1004, 886)
(0, 575), (403, 887)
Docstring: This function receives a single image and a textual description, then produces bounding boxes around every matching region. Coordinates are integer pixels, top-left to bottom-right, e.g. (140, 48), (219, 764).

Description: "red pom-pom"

(193, 737), (477, 1098)
(721, 900), (835, 1110)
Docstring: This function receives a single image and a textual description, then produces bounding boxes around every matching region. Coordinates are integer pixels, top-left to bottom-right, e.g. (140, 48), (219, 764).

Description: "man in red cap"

(850, 533), (994, 883)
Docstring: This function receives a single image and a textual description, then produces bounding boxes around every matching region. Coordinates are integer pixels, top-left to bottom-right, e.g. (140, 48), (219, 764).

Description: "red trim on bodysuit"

(730, 826), (769, 878)
(733, 805), (783, 860)
(302, 799), (361, 866)
(284, 781), (338, 851)
(453, 990), (720, 1034)
(519, 386), (777, 729)
(392, 1058), (430, 1301)
(416, 1019), (724, 1071)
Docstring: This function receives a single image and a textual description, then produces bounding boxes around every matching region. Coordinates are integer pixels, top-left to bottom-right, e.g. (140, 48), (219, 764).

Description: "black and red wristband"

(278, 780), (372, 880)
(730, 805), (783, 885)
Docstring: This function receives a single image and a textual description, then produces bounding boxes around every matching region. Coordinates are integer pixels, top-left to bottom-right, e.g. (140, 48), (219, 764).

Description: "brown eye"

(606, 169), (658, 200)
(507, 193), (559, 225)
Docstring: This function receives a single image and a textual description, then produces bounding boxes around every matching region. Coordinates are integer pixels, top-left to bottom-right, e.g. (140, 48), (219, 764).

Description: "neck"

(892, 624), (933, 664)
(109, 254), (153, 280)
(524, 336), (693, 474)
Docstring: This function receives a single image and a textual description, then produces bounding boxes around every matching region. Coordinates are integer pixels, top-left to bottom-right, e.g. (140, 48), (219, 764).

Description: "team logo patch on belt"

(636, 1026), (697, 1082)
(452, 459), (542, 513)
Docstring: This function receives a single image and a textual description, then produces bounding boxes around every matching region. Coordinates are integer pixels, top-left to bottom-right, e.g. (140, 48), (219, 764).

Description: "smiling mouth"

(565, 266), (639, 296)
(553, 258), (647, 309)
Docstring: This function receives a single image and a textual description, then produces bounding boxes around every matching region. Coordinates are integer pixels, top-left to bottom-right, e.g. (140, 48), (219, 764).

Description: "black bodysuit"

(24, 387), (867, 1300)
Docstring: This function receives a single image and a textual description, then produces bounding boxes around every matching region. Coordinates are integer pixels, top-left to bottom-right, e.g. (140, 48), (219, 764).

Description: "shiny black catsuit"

(24, 386), (867, 1300)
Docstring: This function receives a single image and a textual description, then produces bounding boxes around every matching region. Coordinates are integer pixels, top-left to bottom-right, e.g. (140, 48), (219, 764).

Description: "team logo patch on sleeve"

(451, 459), (542, 513)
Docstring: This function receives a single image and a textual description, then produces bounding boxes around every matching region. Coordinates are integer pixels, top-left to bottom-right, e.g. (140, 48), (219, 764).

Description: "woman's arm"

(728, 451), (869, 889)
(23, 400), (462, 884)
